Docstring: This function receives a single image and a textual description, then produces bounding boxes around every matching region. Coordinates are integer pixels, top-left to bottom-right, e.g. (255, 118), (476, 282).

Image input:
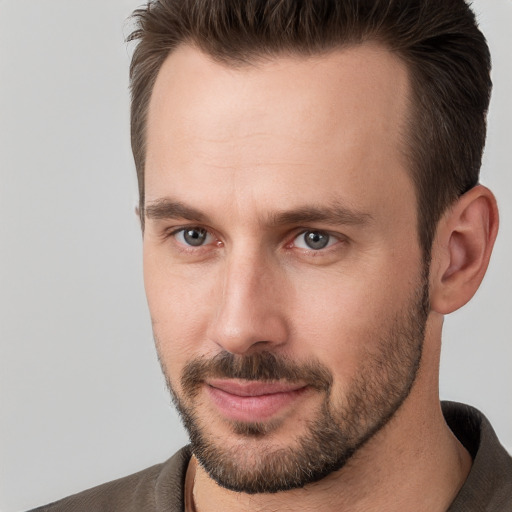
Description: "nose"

(207, 251), (290, 355)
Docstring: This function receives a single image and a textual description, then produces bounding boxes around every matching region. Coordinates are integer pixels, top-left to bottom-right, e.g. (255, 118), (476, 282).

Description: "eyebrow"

(145, 199), (207, 222)
(144, 198), (373, 227)
(267, 204), (373, 227)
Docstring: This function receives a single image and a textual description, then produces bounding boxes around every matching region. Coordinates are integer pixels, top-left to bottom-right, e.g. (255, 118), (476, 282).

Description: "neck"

(192, 398), (470, 512)
(192, 321), (472, 512)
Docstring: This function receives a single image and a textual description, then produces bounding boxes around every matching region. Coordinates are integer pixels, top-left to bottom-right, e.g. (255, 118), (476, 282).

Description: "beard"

(156, 269), (430, 494)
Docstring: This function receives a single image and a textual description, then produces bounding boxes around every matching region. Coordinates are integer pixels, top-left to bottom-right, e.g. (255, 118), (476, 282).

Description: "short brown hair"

(128, 0), (491, 256)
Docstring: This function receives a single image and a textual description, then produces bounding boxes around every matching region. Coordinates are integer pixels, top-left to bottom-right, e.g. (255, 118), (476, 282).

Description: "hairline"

(138, 39), (429, 254)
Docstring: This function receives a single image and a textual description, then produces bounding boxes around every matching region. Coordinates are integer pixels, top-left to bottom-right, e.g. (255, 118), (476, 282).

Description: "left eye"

(293, 231), (337, 250)
(175, 228), (214, 247)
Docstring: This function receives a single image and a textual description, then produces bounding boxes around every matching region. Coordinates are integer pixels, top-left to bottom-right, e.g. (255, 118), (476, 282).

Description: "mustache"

(181, 351), (333, 398)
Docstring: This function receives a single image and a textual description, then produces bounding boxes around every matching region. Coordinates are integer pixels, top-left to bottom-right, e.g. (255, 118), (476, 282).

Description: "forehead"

(145, 43), (414, 223)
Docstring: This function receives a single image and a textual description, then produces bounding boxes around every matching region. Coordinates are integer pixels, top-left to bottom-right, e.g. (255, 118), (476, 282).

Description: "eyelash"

(164, 226), (222, 255)
(166, 226), (346, 257)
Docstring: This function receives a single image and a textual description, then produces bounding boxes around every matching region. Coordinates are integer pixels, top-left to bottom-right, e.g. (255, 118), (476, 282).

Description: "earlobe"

(429, 185), (499, 315)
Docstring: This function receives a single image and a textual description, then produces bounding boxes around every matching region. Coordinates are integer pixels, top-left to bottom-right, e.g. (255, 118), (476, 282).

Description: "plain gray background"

(0, 1), (510, 511)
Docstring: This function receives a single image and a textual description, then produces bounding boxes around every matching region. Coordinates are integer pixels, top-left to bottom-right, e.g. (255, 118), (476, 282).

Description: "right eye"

(292, 230), (339, 251)
(174, 227), (214, 247)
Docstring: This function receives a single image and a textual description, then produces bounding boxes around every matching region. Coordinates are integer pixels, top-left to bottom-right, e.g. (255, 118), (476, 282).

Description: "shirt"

(29, 402), (512, 511)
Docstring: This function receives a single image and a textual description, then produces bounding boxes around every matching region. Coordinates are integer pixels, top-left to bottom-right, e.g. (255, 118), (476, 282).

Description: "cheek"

(288, 266), (412, 382)
(143, 250), (217, 375)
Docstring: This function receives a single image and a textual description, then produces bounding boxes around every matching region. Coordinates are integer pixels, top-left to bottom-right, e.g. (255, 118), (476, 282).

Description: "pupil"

(184, 228), (207, 246)
(305, 231), (329, 250)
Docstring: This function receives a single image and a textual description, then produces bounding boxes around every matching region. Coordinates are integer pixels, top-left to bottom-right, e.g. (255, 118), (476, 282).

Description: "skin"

(142, 44), (498, 511)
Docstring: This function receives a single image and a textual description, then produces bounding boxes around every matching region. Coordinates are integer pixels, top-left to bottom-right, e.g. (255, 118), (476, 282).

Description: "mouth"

(205, 379), (309, 423)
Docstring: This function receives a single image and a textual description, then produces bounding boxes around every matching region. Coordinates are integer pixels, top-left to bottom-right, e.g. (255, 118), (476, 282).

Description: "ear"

(429, 185), (499, 315)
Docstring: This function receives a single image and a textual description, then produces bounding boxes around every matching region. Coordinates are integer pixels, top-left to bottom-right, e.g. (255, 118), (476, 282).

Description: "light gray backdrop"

(0, 1), (510, 511)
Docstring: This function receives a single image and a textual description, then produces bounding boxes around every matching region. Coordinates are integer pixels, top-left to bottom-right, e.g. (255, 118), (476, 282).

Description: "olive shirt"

(30, 402), (512, 512)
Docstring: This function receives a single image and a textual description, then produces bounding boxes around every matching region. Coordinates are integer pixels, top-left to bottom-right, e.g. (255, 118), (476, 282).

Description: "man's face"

(143, 44), (429, 492)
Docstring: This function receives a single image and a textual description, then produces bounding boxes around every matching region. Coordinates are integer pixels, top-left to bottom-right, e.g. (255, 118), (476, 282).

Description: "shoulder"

(28, 446), (191, 512)
(443, 402), (512, 511)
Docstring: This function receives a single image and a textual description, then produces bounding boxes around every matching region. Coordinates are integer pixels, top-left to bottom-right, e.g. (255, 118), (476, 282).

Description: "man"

(31, 0), (511, 511)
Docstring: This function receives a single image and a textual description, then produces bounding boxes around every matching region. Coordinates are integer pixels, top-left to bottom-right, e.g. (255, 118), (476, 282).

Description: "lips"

(205, 379), (308, 423)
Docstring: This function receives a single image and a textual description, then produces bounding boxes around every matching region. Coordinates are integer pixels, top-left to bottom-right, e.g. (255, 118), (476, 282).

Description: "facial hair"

(157, 270), (430, 494)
